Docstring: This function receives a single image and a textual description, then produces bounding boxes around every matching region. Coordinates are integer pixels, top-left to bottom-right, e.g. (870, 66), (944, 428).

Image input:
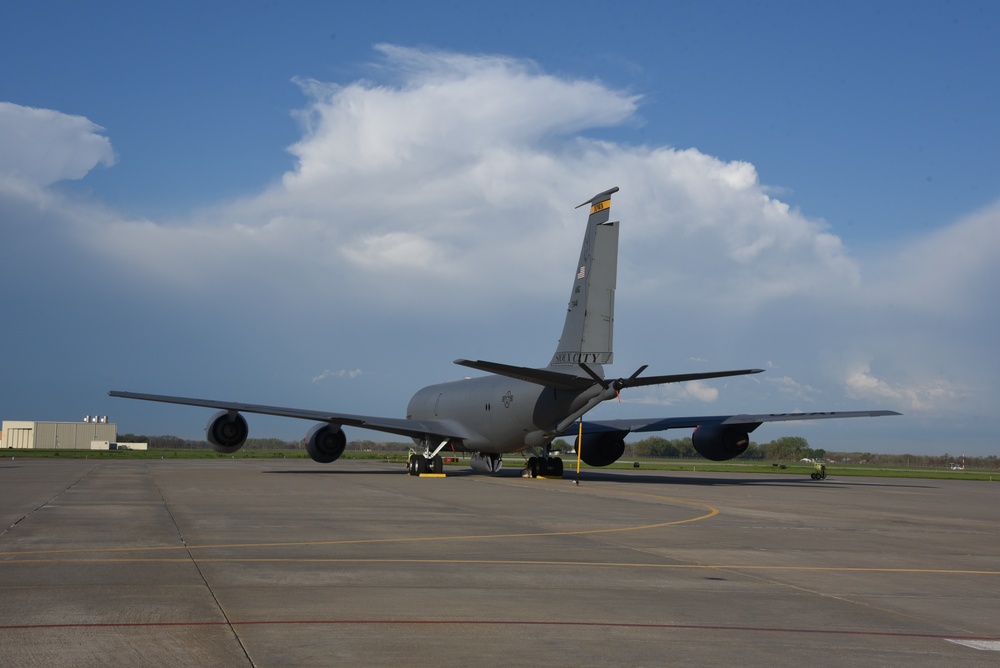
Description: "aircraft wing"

(107, 391), (479, 442)
(565, 410), (902, 436)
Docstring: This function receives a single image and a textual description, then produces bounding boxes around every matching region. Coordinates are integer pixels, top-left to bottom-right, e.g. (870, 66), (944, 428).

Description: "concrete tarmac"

(1, 457), (998, 667)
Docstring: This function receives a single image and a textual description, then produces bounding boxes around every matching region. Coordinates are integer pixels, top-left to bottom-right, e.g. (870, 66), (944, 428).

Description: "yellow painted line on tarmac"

(0, 494), (718, 559)
(8, 480), (995, 579)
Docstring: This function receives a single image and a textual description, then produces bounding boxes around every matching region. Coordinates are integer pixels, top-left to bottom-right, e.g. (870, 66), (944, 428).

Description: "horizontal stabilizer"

(576, 186), (620, 209)
(622, 368), (764, 389)
(453, 359), (594, 390)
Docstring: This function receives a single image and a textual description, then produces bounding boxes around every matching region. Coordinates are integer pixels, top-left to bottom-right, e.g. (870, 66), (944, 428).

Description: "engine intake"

(577, 431), (626, 467)
(206, 410), (249, 454)
(305, 423), (347, 463)
(692, 423), (753, 461)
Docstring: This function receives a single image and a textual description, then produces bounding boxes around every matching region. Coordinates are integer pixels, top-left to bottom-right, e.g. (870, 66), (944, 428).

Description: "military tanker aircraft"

(110, 187), (898, 476)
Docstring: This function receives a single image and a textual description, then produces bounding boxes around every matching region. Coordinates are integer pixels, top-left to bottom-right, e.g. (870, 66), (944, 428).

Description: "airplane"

(110, 186), (899, 477)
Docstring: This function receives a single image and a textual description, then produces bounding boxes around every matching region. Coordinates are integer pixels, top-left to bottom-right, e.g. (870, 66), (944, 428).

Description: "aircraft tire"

(549, 457), (564, 477)
(527, 457), (539, 478)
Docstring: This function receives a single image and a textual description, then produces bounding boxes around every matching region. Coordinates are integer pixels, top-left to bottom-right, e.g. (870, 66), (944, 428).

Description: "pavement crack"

(146, 463), (256, 667)
(1, 462), (103, 539)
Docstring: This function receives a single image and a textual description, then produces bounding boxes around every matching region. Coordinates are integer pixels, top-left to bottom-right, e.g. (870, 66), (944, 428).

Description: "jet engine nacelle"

(692, 423), (751, 461)
(577, 431), (626, 467)
(305, 423), (347, 463)
(206, 410), (249, 454)
(470, 452), (503, 473)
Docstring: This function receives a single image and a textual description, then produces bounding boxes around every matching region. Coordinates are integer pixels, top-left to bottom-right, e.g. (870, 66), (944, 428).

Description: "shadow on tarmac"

(262, 465), (936, 489)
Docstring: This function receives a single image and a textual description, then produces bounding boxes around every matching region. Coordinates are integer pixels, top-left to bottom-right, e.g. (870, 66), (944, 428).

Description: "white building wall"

(2, 421), (118, 449)
(2, 421), (36, 449)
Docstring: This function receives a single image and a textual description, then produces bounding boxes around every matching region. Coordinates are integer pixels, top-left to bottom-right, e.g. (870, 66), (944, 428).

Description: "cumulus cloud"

(78, 44), (862, 319)
(844, 364), (965, 413)
(286, 44), (639, 187)
(0, 102), (115, 187)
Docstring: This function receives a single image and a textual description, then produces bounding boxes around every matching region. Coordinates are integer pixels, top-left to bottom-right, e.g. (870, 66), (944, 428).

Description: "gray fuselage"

(406, 370), (604, 454)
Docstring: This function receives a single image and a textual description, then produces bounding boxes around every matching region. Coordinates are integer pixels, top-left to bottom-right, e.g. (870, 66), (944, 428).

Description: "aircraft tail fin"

(549, 187), (619, 367)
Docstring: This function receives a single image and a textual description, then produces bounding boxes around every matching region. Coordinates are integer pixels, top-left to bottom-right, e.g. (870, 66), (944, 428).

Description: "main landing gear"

(523, 456), (564, 478)
(407, 437), (451, 476)
(407, 452), (444, 476)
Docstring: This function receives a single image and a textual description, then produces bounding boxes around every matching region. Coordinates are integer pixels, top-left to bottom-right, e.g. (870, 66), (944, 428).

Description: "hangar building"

(2, 418), (118, 450)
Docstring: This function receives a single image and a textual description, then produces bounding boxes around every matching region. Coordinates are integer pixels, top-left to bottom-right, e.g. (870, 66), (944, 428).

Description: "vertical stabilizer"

(549, 187), (619, 367)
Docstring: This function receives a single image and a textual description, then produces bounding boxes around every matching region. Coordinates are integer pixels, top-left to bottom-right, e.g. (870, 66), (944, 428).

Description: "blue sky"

(2, 1), (998, 455)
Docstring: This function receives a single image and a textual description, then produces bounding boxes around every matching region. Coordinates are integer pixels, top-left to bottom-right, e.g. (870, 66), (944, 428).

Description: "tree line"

(117, 434), (304, 451)
(619, 435), (824, 462)
(117, 434), (409, 452)
(117, 433), (998, 469)
(621, 435), (998, 469)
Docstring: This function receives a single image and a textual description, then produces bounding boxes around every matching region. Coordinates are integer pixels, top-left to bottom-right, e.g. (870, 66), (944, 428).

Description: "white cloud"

(683, 380), (720, 403)
(285, 44), (639, 188)
(342, 231), (452, 271)
(86, 46), (858, 318)
(312, 369), (363, 383)
(844, 364), (965, 413)
(766, 375), (819, 400)
(0, 102), (115, 187)
(80, 44), (861, 319)
(628, 379), (719, 406)
(869, 202), (1000, 316)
